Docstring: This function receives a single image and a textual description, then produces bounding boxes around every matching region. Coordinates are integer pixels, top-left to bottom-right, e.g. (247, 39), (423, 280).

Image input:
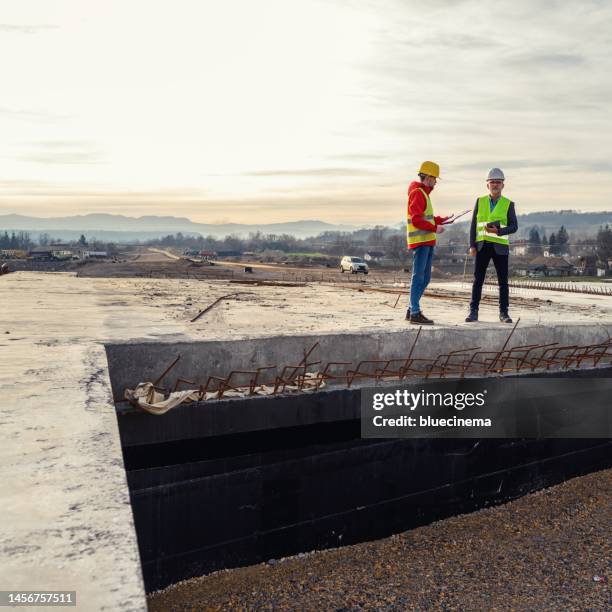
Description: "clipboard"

(441, 209), (471, 225)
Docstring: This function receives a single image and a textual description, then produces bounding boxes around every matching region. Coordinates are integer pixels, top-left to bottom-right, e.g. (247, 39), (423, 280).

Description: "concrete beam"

(106, 322), (612, 402)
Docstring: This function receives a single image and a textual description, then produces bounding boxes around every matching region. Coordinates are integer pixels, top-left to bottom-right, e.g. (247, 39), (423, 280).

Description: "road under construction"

(1, 269), (611, 610)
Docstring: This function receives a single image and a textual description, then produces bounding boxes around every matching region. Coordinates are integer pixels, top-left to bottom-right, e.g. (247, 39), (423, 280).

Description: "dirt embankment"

(149, 468), (611, 611)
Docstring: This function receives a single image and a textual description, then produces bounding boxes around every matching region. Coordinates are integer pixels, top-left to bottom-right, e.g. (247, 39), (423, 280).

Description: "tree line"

(147, 227), (415, 265)
(0, 231), (34, 250)
(527, 226), (570, 255)
(4, 223), (610, 267)
(596, 225), (612, 262)
(528, 224), (612, 262)
(0, 231), (119, 255)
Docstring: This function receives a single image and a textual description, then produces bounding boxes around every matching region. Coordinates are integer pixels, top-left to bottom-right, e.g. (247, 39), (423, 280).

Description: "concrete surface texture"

(143, 276), (611, 336)
(107, 319), (612, 407)
(0, 274), (172, 612)
(1, 271), (610, 610)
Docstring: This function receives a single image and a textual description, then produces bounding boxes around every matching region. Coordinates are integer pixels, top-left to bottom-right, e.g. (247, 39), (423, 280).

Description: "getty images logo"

(372, 389), (487, 411)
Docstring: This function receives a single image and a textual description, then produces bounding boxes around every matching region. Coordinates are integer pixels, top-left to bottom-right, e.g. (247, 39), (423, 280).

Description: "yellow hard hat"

(418, 161), (440, 178)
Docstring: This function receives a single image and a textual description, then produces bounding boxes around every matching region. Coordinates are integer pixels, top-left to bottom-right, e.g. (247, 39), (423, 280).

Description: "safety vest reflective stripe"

(477, 222), (508, 227)
(477, 231), (509, 244)
(476, 221), (509, 241)
(407, 188), (436, 246)
(408, 215), (435, 225)
(475, 195), (511, 245)
(408, 228), (435, 237)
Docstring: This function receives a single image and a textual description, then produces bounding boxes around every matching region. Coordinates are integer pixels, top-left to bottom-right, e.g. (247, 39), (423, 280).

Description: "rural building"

(577, 255), (597, 276)
(0, 249), (27, 259)
(29, 245), (76, 261)
(29, 246), (54, 261)
(364, 251), (386, 262)
(515, 256), (573, 277)
(510, 240), (529, 256)
(596, 261), (611, 277)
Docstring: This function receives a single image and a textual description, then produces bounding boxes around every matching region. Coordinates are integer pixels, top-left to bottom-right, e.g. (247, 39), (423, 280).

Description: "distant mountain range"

(513, 210), (612, 234)
(0, 214), (358, 241)
(0, 211), (610, 242)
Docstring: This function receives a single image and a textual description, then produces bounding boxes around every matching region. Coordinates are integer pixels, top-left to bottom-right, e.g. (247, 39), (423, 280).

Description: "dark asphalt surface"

(149, 468), (611, 611)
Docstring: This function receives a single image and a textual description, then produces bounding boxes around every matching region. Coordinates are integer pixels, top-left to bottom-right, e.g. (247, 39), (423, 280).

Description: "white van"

(340, 256), (369, 274)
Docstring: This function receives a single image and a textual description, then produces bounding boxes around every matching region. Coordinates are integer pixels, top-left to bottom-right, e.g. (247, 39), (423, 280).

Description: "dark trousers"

(470, 243), (509, 312)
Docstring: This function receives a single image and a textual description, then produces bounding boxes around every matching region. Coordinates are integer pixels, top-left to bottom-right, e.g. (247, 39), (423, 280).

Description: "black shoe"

(410, 311), (434, 325)
(465, 310), (478, 322)
(405, 307), (411, 321)
(500, 311), (513, 323)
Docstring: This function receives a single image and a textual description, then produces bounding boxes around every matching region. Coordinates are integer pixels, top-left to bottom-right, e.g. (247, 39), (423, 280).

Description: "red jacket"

(407, 181), (447, 249)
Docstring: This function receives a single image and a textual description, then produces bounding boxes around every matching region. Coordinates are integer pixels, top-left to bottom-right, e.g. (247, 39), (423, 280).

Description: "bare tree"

(385, 234), (408, 266)
(368, 225), (385, 248)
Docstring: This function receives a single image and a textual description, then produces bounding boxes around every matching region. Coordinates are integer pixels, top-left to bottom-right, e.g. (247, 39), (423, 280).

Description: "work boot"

(465, 310), (478, 323)
(500, 311), (513, 323)
(410, 311), (434, 325)
(405, 307), (411, 320)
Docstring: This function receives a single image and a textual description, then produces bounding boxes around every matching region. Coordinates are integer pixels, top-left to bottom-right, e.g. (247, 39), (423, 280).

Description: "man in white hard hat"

(465, 168), (518, 323)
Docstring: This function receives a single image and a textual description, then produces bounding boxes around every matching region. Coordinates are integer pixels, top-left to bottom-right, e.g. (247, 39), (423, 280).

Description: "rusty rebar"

(314, 361), (352, 389)
(173, 377), (195, 392)
(153, 354), (181, 387)
(425, 347), (482, 379)
(346, 360), (399, 387)
(131, 330), (612, 406)
(273, 358), (322, 394)
(485, 318), (521, 373)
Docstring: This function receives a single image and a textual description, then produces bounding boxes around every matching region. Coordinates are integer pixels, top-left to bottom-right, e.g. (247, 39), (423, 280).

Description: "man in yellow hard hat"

(406, 161), (450, 325)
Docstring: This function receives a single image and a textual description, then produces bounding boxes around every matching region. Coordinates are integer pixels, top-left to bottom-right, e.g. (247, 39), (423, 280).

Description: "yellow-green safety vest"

(476, 195), (511, 245)
(407, 188), (436, 246)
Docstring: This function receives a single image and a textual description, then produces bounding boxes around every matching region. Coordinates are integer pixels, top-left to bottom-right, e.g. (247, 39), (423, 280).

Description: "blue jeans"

(410, 245), (433, 315)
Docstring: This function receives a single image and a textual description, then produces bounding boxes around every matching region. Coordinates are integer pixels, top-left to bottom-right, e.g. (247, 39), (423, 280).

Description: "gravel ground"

(148, 469), (611, 611)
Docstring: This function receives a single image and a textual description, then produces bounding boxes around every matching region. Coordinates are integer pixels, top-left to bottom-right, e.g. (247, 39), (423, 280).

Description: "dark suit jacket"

(469, 198), (518, 255)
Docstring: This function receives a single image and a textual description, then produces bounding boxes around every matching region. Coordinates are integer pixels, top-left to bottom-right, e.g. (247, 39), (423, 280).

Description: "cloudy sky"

(1, 0), (611, 224)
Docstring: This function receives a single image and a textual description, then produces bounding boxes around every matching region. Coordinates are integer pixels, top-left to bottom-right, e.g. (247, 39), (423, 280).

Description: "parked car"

(340, 256), (369, 274)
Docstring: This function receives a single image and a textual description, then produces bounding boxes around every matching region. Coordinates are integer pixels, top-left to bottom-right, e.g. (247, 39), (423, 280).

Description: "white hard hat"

(487, 168), (505, 181)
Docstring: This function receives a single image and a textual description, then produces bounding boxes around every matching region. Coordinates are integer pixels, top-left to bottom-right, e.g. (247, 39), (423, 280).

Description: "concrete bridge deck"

(1, 272), (610, 609)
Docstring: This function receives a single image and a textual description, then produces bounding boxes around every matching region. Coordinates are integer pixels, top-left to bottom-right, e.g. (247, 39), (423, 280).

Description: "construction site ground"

(19, 253), (612, 336)
(148, 468), (612, 611)
(1, 268), (610, 611)
(70, 269), (612, 334)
